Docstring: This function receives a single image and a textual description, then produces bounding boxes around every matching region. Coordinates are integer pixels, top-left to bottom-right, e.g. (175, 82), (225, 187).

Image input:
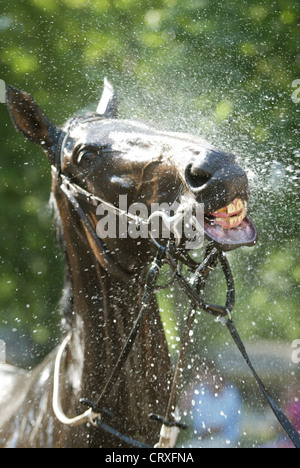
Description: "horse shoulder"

(0, 348), (58, 447)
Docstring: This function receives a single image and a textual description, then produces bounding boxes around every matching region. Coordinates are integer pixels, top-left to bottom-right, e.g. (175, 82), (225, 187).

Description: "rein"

(51, 129), (300, 449)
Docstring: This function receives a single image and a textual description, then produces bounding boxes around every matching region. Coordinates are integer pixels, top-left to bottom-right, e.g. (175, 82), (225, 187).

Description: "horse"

(0, 79), (256, 448)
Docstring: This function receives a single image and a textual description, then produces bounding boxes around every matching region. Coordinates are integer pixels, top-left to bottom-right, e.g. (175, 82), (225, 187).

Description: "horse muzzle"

(184, 154), (257, 251)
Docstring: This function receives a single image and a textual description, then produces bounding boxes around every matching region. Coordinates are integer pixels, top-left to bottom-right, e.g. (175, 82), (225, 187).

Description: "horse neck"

(53, 191), (172, 448)
(55, 193), (157, 391)
(64, 232), (148, 392)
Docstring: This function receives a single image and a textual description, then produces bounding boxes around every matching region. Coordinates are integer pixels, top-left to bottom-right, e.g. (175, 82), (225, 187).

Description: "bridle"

(51, 123), (300, 449)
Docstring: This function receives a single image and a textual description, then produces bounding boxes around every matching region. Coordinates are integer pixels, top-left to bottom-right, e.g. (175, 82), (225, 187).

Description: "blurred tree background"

(0, 0), (299, 383)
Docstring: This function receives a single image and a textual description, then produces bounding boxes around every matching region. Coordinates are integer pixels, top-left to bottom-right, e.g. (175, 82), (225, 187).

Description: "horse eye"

(77, 150), (98, 164)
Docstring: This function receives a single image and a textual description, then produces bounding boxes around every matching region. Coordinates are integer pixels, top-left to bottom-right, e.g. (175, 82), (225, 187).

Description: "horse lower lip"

(203, 215), (258, 251)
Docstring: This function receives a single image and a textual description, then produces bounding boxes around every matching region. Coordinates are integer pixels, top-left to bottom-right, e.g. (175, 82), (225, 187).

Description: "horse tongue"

(204, 216), (258, 251)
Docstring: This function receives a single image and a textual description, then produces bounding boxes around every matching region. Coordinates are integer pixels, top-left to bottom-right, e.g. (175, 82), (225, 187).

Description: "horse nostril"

(185, 163), (211, 190)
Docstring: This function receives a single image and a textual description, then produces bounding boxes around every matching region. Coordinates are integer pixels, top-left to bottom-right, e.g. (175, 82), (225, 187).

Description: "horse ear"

(96, 77), (118, 119)
(6, 85), (61, 163)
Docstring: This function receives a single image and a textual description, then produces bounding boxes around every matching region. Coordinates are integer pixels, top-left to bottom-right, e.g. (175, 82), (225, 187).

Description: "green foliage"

(0, 0), (299, 364)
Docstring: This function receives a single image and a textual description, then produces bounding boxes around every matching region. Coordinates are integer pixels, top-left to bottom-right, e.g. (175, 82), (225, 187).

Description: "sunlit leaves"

(83, 31), (124, 65)
(215, 100), (234, 122)
(2, 47), (38, 74)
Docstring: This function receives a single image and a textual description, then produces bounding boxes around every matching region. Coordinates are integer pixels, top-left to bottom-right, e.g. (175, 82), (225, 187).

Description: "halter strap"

(58, 172), (132, 282)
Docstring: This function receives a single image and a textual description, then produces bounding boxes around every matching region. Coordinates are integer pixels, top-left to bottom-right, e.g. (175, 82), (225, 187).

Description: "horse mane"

(49, 192), (74, 329)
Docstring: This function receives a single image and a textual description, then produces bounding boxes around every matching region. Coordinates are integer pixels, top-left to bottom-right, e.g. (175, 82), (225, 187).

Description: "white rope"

(52, 333), (100, 427)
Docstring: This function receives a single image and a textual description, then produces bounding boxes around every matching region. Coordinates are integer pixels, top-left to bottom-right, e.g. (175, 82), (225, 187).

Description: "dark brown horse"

(0, 79), (256, 448)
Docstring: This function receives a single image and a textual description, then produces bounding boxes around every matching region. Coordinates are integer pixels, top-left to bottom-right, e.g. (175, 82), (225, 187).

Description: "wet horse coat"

(0, 80), (255, 447)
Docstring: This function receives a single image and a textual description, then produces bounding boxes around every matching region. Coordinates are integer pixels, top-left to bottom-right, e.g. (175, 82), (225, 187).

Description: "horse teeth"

(214, 205), (247, 229)
(215, 206), (227, 213)
(237, 213), (244, 224)
(227, 203), (236, 214)
(236, 199), (243, 211)
(208, 198), (247, 229)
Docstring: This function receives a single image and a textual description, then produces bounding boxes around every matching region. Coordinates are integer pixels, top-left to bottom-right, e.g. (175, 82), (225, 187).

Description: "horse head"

(6, 79), (257, 278)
